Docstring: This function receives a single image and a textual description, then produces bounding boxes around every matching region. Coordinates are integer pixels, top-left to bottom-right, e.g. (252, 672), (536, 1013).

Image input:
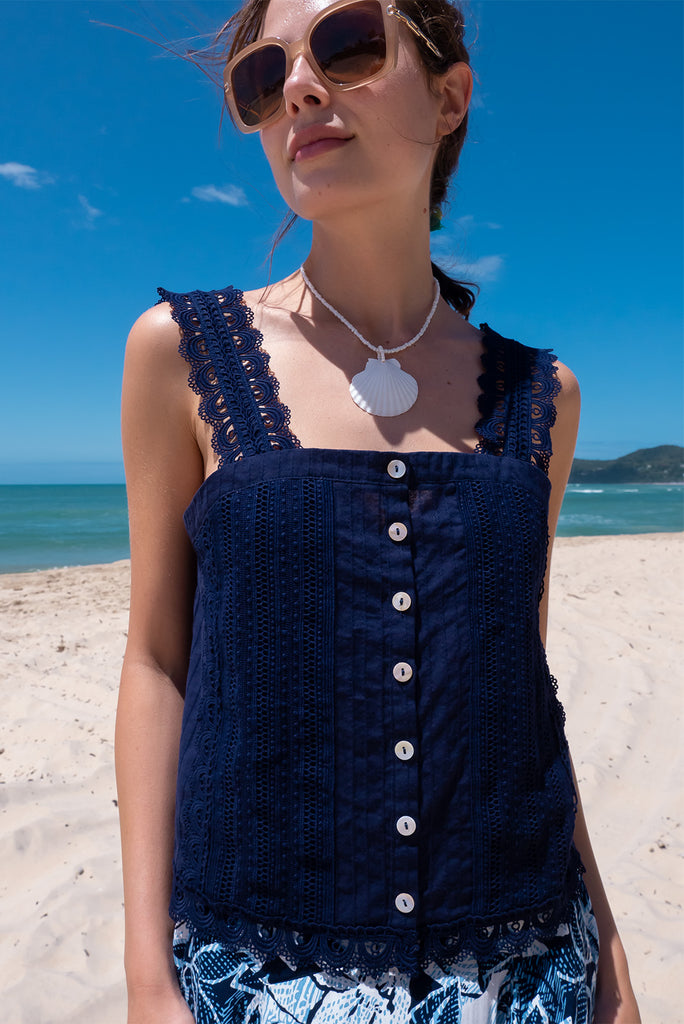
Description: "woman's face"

(256, 0), (447, 225)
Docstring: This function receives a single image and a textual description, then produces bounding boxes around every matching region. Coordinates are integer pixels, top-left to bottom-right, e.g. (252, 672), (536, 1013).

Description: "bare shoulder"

(125, 301), (183, 371)
(554, 358), (581, 403)
(547, 358), (581, 499)
(122, 302), (196, 421)
(122, 300), (197, 461)
(552, 358), (581, 440)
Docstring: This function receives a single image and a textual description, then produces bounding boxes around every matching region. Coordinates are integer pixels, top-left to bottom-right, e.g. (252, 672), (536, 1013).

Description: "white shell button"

(388, 522), (408, 542)
(392, 662), (413, 682)
(392, 591), (412, 612)
(395, 892), (415, 913)
(396, 815), (417, 836)
(387, 459), (407, 479)
(394, 740), (415, 761)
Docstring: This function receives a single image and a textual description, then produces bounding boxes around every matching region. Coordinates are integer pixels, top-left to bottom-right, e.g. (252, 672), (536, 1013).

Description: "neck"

(302, 204), (439, 346)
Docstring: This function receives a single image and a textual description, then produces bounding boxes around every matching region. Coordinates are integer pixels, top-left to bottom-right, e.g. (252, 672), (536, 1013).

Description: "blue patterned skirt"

(173, 882), (599, 1024)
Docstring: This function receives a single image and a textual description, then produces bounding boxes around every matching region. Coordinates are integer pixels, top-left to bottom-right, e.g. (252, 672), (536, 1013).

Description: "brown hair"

(199, 0), (478, 316)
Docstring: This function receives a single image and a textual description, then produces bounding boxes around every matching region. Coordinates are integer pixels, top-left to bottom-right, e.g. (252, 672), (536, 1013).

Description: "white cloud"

(0, 162), (54, 189)
(450, 255), (504, 282)
(456, 214), (502, 230)
(430, 231), (460, 255)
(78, 194), (103, 227)
(190, 184), (248, 206)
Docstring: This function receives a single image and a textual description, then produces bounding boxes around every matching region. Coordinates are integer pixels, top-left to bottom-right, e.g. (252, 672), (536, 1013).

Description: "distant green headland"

(570, 445), (684, 484)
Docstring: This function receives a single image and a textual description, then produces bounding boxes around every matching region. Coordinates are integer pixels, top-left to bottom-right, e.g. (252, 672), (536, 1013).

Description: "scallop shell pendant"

(349, 355), (418, 417)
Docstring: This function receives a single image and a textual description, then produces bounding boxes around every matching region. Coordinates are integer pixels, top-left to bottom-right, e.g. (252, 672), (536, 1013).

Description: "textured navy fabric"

(172, 878), (599, 1023)
(157, 286), (584, 976)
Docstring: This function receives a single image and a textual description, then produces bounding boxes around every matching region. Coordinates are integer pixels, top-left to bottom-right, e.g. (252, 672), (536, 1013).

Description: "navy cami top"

(157, 285), (585, 975)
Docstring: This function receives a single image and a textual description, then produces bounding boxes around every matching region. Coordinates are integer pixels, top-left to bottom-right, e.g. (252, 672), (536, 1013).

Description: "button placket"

(383, 458), (420, 923)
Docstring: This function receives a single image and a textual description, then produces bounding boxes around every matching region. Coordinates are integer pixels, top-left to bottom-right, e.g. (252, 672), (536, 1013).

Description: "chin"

(278, 174), (386, 226)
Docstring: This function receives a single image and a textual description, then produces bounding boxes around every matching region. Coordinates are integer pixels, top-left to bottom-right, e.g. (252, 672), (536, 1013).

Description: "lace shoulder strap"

(157, 286), (300, 464)
(475, 324), (561, 475)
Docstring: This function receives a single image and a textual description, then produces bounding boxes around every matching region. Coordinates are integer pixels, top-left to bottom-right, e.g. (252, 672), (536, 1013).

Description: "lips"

(288, 125), (354, 162)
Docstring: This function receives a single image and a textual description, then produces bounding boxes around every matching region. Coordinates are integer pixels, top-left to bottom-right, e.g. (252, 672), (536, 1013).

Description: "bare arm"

(117, 304), (203, 1021)
(540, 363), (640, 1024)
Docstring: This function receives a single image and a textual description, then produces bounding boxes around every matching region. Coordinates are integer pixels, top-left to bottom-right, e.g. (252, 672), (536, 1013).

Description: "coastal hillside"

(570, 445), (684, 484)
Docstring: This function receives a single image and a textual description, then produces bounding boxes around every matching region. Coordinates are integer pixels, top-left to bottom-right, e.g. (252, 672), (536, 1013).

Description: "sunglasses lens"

(311, 2), (386, 86)
(232, 44), (286, 127)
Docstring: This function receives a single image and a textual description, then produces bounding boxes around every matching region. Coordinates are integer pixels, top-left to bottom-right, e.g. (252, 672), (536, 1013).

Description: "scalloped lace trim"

(172, 858), (586, 976)
(530, 348), (562, 474)
(159, 286), (301, 465)
(474, 325), (561, 475)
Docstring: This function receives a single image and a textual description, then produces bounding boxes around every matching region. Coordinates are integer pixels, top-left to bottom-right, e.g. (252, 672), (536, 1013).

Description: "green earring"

(430, 208), (443, 232)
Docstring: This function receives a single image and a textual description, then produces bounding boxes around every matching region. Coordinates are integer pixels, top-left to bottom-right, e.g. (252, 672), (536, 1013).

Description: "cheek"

(371, 64), (440, 144)
(260, 128), (292, 196)
(260, 126), (281, 171)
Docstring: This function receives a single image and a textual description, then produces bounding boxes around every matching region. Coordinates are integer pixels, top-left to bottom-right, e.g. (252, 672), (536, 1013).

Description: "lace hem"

(474, 326), (561, 475)
(171, 860), (586, 976)
(157, 286), (300, 464)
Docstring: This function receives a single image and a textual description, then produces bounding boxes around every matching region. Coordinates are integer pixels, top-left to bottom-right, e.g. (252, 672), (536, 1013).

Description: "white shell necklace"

(300, 266), (440, 417)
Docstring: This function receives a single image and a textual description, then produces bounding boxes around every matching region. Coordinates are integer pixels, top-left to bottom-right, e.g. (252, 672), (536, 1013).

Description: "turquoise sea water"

(0, 483), (682, 573)
(0, 485), (130, 573)
(559, 483), (683, 537)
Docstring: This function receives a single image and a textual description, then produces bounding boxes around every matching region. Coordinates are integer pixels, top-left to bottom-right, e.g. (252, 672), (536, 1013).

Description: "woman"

(116, 1), (641, 1021)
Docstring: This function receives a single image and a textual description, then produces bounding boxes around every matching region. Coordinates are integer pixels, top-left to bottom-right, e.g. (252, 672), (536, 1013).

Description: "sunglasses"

(223, 0), (443, 133)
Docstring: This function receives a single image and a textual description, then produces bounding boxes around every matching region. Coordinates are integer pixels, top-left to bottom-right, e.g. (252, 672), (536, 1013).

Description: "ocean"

(0, 485), (130, 574)
(0, 483), (682, 573)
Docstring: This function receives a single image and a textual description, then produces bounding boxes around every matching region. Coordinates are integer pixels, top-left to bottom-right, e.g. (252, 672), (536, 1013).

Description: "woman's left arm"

(540, 361), (641, 1024)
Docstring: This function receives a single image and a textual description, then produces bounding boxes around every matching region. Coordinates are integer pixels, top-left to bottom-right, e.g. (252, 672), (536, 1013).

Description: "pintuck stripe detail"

(171, 477), (335, 928)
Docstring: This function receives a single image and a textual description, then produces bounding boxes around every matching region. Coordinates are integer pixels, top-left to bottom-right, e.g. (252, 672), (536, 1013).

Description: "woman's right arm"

(117, 304), (204, 1022)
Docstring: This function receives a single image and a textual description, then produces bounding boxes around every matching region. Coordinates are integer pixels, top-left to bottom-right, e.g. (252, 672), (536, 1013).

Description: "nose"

(282, 53), (331, 118)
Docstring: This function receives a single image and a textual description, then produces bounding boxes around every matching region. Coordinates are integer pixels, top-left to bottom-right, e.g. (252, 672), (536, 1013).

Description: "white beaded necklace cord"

(300, 265), (441, 417)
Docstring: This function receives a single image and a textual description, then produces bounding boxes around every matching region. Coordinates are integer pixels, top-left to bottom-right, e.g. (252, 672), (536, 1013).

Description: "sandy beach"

(0, 533), (682, 1023)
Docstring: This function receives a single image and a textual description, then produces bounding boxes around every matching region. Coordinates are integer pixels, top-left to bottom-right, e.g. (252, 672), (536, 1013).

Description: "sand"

(0, 534), (681, 1023)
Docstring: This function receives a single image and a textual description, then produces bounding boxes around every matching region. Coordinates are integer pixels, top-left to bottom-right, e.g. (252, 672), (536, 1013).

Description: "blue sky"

(1, 0), (682, 483)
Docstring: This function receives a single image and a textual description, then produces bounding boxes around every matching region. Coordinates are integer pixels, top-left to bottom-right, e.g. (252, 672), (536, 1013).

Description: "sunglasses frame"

(223, 0), (443, 133)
